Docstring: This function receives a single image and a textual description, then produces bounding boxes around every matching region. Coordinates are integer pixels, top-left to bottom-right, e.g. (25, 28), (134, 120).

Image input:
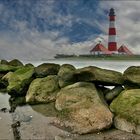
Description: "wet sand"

(0, 93), (140, 140)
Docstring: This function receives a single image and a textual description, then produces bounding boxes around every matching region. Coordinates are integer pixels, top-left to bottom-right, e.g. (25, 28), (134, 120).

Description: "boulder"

(9, 59), (24, 66)
(123, 66), (140, 89)
(110, 89), (140, 135)
(55, 82), (113, 134)
(26, 75), (60, 104)
(9, 96), (26, 106)
(0, 64), (20, 73)
(74, 66), (124, 85)
(105, 86), (124, 102)
(0, 59), (9, 65)
(4, 66), (35, 96)
(25, 63), (34, 67)
(58, 64), (76, 88)
(35, 63), (60, 78)
(1, 72), (14, 87)
(0, 73), (7, 89)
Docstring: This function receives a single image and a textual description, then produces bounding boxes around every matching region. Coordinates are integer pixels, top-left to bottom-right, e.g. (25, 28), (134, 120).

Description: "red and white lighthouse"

(108, 8), (117, 53)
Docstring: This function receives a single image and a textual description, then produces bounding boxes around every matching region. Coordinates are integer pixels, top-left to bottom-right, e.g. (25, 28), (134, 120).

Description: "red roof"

(90, 43), (112, 54)
(118, 45), (133, 55)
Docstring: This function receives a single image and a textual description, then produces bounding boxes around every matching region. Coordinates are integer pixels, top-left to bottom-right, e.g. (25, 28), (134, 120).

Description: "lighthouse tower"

(108, 8), (117, 53)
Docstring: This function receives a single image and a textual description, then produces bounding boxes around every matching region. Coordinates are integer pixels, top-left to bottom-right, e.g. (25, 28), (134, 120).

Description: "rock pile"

(0, 59), (140, 135)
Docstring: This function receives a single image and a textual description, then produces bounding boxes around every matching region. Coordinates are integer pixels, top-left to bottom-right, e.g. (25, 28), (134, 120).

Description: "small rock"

(0, 107), (8, 113)
(11, 121), (20, 128)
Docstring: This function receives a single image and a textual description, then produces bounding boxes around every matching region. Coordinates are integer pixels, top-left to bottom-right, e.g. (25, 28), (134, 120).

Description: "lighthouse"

(108, 8), (117, 53)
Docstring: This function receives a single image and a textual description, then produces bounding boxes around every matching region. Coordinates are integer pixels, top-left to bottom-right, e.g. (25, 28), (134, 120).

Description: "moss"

(56, 108), (71, 120)
(26, 75), (59, 104)
(123, 66), (140, 86)
(6, 66), (34, 95)
(75, 66), (124, 85)
(110, 89), (140, 124)
(0, 64), (21, 72)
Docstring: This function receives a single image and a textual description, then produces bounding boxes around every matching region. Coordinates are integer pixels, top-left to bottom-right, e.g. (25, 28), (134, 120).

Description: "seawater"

(1, 60), (140, 139)
(24, 59), (140, 72)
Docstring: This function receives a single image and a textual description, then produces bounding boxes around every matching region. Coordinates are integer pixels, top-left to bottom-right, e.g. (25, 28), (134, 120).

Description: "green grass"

(55, 55), (140, 61)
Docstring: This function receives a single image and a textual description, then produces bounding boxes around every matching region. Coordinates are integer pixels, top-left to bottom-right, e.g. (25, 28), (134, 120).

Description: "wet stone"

(0, 107), (9, 113)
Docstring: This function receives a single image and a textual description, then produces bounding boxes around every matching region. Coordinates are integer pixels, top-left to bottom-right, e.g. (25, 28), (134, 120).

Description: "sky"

(0, 0), (140, 60)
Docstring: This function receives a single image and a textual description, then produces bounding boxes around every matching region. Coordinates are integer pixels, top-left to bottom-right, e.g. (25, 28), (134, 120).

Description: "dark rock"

(123, 66), (140, 89)
(58, 64), (76, 88)
(11, 121), (20, 128)
(11, 121), (21, 140)
(0, 107), (8, 113)
(9, 96), (26, 107)
(25, 63), (34, 67)
(96, 85), (111, 95)
(105, 86), (124, 102)
(35, 63), (60, 78)
(74, 66), (124, 86)
(0, 59), (9, 65)
(9, 59), (23, 66)
(0, 73), (8, 89)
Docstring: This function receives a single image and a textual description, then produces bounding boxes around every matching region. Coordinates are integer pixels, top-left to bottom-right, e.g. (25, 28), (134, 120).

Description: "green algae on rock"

(55, 82), (113, 134)
(58, 64), (76, 88)
(123, 66), (140, 89)
(0, 64), (20, 73)
(110, 89), (140, 134)
(4, 66), (35, 96)
(74, 66), (124, 85)
(35, 63), (60, 78)
(26, 75), (60, 104)
(8, 59), (24, 66)
(0, 59), (9, 65)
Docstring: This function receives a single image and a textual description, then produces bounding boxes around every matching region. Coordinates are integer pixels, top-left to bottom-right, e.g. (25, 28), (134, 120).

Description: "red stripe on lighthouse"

(109, 16), (115, 21)
(108, 8), (117, 52)
(109, 28), (116, 35)
(108, 42), (117, 51)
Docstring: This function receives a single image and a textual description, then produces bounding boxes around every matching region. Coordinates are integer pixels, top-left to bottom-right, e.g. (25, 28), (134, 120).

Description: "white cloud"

(0, 0), (140, 61)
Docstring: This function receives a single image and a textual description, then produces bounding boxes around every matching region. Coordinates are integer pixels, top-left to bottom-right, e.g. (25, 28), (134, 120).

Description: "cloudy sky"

(0, 0), (139, 60)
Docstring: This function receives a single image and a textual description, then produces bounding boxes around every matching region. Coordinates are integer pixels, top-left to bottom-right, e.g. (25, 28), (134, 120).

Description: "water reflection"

(0, 93), (70, 139)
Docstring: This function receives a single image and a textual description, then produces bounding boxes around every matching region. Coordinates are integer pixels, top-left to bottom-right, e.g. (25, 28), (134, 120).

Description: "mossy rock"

(35, 63), (60, 78)
(0, 59), (9, 65)
(0, 73), (8, 89)
(123, 66), (140, 89)
(25, 63), (34, 67)
(0, 64), (20, 73)
(58, 64), (76, 88)
(110, 89), (140, 135)
(9, 96), (26, 106)
(26, 75), (60, 104)
(105, 86), (124, 102)
(74, 66), (124, 86)
(9, 59), (24, 66)
(5, 66), (35, 96)
(55, 82), (113, 134)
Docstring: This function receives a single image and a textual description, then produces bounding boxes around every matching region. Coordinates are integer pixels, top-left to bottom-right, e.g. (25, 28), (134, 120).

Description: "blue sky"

(0, 0), (139, 60)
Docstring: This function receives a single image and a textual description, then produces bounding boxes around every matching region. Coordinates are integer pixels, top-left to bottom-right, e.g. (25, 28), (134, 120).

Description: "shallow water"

(1, 60), (140, 140)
